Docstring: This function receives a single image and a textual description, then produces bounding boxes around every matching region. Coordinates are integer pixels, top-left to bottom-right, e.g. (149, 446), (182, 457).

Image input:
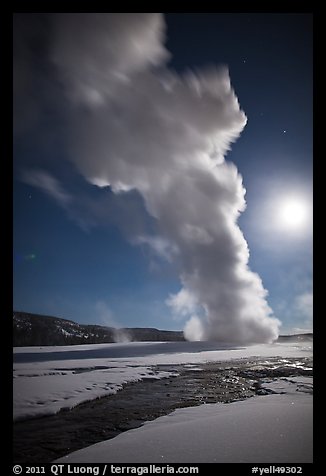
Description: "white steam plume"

(96, 301), (131, 343)
(51, 13), (280, 343)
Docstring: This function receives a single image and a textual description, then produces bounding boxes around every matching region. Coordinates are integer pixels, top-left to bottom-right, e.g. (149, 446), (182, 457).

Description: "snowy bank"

(56, 389), (312, 463)
(13, 341), (312, 421)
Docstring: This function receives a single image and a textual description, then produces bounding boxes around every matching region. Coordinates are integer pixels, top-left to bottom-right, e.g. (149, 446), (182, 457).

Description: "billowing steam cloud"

(18, 13), (281, 343)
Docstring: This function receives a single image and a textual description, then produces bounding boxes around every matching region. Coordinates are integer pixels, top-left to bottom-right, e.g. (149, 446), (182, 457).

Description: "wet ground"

(13, 356), (313, 463)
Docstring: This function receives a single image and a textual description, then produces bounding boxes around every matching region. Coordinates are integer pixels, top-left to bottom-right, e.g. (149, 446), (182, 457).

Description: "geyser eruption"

(40, 14), (282, 342)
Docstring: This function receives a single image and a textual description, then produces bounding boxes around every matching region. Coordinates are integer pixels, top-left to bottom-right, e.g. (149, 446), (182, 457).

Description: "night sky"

(13, 13), (312, 337)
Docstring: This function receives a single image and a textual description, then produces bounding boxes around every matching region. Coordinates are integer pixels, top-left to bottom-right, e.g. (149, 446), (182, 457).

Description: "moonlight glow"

(278, 198), (309, 230)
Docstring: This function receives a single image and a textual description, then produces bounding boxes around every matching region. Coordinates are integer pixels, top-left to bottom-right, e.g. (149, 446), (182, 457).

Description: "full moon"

(278, 198), (309, 230)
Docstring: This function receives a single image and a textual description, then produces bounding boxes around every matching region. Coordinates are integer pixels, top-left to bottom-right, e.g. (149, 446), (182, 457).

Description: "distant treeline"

(13, 311), (185, 346)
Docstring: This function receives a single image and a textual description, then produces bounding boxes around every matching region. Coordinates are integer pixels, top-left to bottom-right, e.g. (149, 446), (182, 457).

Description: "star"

(283, 130), (287, 134)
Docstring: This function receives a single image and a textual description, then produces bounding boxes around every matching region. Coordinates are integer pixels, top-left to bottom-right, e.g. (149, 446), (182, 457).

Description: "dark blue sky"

(13, 13), (312, 334)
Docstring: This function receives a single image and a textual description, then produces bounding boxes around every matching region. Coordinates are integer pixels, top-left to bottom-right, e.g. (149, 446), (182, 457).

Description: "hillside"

(13, 311), (185, 346)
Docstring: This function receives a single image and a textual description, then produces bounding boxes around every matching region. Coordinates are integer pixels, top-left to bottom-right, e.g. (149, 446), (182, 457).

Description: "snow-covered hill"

(13, 311), (185, 346)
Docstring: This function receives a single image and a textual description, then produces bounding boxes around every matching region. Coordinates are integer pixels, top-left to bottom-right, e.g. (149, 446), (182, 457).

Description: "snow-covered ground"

(56, 385), (312, 463)
(13, 341), (312, 421)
